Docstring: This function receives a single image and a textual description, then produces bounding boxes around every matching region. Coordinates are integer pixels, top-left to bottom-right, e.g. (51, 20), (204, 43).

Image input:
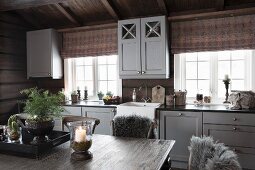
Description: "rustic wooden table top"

(0, 134), (175, 170)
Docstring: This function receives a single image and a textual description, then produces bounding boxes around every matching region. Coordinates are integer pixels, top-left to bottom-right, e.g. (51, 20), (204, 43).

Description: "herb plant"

(21, 88), (64, 122)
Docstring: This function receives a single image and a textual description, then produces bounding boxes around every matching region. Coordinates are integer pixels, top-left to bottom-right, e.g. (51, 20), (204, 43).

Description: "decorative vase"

(71, 94), (78, 103)
(25, 119), (54, 144)
(68, 121), (93, 161)
(98, 94), (103, 100)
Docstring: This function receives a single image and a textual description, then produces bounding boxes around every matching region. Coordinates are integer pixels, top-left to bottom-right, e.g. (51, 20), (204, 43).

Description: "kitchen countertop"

(157, 104), (255, 113)
(63, 101), (255, 113)
(64, 100), (117, 108)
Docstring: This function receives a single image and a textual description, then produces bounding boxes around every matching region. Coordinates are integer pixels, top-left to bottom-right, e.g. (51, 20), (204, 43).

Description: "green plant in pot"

(97, 91), (104, 100)
(7, 115), (20, 142)
(21, 88), (64, 144)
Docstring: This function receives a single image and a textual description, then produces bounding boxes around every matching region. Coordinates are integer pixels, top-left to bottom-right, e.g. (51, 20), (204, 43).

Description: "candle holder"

(77, 90), (81, 101)
(84, 90), (88, 100)
(223, 79), (231, 104)
(68, 121), (93, 161)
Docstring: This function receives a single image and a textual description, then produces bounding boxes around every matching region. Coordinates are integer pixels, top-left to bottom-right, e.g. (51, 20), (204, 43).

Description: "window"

(64, 55), (120, 99)
(174, 50), (253, 103)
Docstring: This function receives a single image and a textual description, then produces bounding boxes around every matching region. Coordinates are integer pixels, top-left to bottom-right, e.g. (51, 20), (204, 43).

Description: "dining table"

(0, 134), (175, 170)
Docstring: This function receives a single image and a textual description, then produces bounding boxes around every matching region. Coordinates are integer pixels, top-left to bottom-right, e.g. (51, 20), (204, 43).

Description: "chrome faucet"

(138, 84), (151, 103)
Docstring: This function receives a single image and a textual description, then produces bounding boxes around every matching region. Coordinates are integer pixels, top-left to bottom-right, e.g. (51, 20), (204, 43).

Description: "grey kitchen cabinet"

(203, 112), (255, 169)
(118, 18), (141, 77)
(118, 16), (169, 79)
(159, 111), (202, 168)
(82, 107), (116, 135)
(27, 29), (62, 79)
(58, 106), (82, 131)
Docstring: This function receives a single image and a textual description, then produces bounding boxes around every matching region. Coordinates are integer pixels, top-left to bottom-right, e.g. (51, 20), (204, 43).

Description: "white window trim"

(174, 50), (255, 104)
(64, 56), (122, 101)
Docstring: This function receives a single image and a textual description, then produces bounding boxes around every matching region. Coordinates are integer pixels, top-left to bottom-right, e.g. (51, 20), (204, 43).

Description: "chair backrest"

(188, 136), (241, 170)
(62, 116), (100, 134)
(112, 115), (157, 139)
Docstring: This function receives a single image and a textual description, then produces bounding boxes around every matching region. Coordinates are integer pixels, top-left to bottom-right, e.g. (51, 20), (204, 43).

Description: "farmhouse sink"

(116, 102), (161, 119)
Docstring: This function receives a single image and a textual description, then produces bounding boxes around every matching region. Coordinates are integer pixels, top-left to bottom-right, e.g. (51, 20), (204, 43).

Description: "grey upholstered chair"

(188, 136), (241, 170)
(112, 115), (157, 139)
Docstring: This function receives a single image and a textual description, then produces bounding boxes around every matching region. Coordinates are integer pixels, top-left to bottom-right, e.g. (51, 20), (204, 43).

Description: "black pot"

(25, 120), (54, 144)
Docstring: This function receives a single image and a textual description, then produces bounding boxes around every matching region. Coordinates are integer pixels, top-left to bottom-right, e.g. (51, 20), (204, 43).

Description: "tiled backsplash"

(122, 79), (174, 102)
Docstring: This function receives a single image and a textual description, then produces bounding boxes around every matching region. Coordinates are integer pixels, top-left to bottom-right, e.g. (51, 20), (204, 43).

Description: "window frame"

(174, 50), (253, 104)
(64, 55), (121, 100)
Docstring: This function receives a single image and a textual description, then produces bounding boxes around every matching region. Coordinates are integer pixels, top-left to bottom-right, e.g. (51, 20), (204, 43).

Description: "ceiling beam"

(156, 0), (168, 16)
(168, 7), (255, 22)
(0, 0), (70, 11)
(54, 4), (81, 26)
(58, 23), (117, 33)
(100, 0), (120, 21)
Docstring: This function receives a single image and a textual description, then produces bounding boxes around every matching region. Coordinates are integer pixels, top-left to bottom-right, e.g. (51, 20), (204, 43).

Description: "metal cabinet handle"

(233, 118), (237, 121)
(141, 71), (146, 74)
(233, 148), (239, 153)
(178, 113), (182, 116)
(233, 127), (237, 130)
(137, 71), (141, 74)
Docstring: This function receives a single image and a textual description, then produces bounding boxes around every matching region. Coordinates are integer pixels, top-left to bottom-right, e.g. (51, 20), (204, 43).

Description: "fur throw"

(189, 136), (241, 170)
(229, 91), (255, 109)
(112, 115), (153, 138)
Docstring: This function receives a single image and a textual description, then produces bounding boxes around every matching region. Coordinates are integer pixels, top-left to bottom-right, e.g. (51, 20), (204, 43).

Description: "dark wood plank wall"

(122, 54), (174, 102)
(0, 12), (35, 124)
(34, 77), (64, 93)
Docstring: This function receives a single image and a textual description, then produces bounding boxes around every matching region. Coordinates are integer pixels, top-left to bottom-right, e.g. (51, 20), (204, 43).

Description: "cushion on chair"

(189, 136), (241, 170)
(113, 115), (152, 138)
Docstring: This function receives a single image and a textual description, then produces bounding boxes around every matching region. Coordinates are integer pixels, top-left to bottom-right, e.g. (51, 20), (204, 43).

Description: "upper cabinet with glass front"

(118, 16), (169, 79)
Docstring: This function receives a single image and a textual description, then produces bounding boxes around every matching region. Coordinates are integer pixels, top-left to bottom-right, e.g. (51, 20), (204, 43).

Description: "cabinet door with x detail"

(141, 16), (167, 75)
(118, 18), (141, 77)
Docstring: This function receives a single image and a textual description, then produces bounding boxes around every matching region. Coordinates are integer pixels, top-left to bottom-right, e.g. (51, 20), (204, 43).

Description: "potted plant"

(106, 91), (113, 97)
(20, 88), (64, 144)
(71, 91), (78, 103)
(7, 115), (20, 142)
(97, 91), (104, 100)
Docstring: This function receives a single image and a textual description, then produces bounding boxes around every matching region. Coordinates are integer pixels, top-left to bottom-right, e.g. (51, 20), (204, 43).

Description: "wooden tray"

(0, 131), (70, 159)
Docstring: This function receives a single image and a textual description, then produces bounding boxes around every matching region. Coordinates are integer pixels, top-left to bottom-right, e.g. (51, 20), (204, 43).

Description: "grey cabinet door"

(203, 124), (255, 169)
(141, 16), (167, 77)
(27, 29), (52, 78)
(160, 111), (202, 163)
(83, 107), (115, 135)
(118, 19), (141, 78)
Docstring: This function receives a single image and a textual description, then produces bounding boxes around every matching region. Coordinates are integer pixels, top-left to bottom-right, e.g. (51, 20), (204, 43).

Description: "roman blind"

(61, 23), (117, 58)
(171, 14), (255, 54)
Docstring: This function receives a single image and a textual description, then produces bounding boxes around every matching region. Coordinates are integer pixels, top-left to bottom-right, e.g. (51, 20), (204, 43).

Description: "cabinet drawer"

(62, 106), (82, 116)
(203, 112), (255, 126)
(204, 124), (255, 148)
(233, 147), (255, 170)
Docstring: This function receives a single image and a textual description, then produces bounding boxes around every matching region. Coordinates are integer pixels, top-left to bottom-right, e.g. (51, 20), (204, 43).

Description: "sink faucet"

(139, 84), (151, 103)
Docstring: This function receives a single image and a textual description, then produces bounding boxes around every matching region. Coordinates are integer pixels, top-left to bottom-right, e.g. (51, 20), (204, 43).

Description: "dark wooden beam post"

(0, 0), (71, 11)
(157, 0), (168, 16)
(215, 0), (225, 10)
(54, 4), (82, 26)
(100, 0), (120, 21)
(13, 11), (43, 29)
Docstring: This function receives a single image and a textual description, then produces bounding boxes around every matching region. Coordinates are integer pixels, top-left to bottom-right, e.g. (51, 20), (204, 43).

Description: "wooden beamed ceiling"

(1, 0), (255, 29)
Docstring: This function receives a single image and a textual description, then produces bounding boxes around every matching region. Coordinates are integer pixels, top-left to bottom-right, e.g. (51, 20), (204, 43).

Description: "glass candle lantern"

(68, 121), (93, 160)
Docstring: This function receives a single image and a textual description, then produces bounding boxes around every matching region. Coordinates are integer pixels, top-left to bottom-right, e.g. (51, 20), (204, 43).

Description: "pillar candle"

(74, 126), (86, 142)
